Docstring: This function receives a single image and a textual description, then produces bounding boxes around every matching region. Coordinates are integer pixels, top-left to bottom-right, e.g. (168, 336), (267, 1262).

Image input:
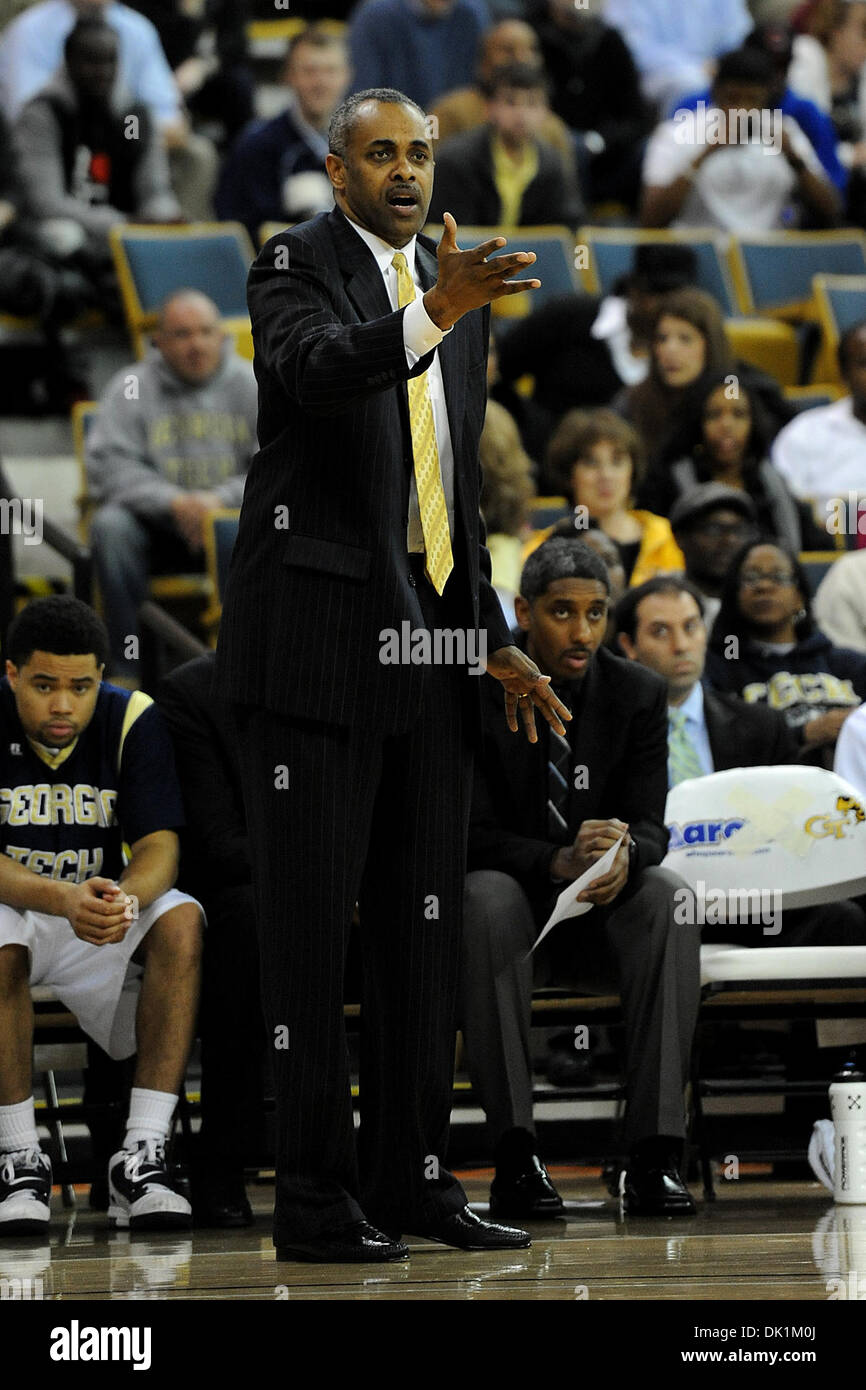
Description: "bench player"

(0, 596), (202, 1232)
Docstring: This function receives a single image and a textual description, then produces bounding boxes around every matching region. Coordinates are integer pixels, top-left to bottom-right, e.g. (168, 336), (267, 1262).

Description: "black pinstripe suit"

(214, 208), (513, 1241)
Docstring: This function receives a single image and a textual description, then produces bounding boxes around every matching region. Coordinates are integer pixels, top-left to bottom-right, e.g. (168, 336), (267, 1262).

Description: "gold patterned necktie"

(668, 707), (704, 787)
(391, 251), (454, 595)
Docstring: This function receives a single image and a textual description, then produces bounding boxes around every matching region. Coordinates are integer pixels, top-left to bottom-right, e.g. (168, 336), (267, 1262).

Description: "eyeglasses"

(739, 569), (796, 588)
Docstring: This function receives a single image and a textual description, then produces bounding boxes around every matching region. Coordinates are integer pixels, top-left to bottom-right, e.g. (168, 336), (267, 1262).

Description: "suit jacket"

(214, 207), (513, 733)
(426, 125), (585, 228)
(467, 636), (670, 912)
(156, 652), (250, 900)
(703, 687), (799, 770)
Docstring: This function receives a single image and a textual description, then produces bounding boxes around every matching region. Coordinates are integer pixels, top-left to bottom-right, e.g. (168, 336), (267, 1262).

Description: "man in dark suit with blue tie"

(215, 87), (571, 1262)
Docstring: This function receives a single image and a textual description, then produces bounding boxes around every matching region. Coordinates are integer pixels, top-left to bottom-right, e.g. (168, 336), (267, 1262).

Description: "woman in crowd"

(706, 537), (866, 763)
(638, 371), (824, 549)
(615, 288), (792, 465)
(526, 407), (684, 586)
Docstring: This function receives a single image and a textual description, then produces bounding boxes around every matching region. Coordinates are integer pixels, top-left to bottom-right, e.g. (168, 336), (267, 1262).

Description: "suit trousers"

(233, 571), (476, 1241)
(460, 866), (701, 1149)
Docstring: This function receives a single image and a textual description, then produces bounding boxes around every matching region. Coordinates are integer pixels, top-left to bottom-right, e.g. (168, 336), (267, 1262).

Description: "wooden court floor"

(2, 1168), (862, 1301)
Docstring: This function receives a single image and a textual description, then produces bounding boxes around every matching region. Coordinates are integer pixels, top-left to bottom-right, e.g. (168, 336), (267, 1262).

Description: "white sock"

(123, 1088), (177, 1148)
(0, 1097), (40, 1153)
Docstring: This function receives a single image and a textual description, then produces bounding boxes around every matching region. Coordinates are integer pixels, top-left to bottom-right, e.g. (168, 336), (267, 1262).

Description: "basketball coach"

(214, 86), (571, 1263)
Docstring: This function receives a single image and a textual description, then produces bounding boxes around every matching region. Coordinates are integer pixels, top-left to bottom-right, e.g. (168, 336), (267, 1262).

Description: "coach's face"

(6, 652), (102, 748)
(326, 99), (434, 249)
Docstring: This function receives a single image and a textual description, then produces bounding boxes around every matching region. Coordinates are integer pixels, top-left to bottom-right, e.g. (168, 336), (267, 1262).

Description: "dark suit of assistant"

(214, 208), (513, 1241)
(462, 636), (700, 1148)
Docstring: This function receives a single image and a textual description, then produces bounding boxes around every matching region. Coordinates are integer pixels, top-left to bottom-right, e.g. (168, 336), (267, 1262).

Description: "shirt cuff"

(403, 295), (452, 367)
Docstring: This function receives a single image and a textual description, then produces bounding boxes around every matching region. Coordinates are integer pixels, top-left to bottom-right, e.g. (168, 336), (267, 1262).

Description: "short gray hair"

(328, 88), (427, 159)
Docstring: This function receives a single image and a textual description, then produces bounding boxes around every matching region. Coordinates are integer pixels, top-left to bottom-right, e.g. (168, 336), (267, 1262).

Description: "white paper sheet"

(531, 835), (625, 955)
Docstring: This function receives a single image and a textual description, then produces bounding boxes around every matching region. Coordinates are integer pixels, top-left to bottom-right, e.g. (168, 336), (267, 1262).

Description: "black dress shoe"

(623, 1165), (697, 1217)
(396, 1205), (530, 1250)
(193, 1188), (254, 1229)
(489, 1154), (565, 1219)
(191, 1167), (254, 1229)
(276, 1221), (409, 1263)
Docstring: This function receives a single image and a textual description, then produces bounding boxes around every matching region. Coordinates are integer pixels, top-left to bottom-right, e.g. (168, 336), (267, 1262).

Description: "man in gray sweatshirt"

(87, 289), (258, 681)
(12, 17), (180, 276)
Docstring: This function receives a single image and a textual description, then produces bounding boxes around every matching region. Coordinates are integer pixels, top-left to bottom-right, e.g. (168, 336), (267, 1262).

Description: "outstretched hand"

(486, 644), (571, 744)
(423, 212), (541, 331)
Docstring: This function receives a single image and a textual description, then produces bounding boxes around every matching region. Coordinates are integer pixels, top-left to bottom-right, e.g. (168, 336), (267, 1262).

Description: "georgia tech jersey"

(0, 678), (185, 884)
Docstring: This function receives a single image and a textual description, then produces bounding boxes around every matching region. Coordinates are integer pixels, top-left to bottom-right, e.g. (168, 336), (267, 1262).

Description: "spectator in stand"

(526, 409), (684, 587)
(427, 62), (584, 226)
(640, 47), (840, 231)
(815, 553), (866, 653)
(11, 19), (180, 299)
(495, 243), (698, 473)
(639, 370), (818, 551)
(705, 538), (866, 764)
(0, 107), (97, 408)
(772, 320), (866, 515)
(124, 0), (254, 149)
(789, 0), (866, 217)
(668, 484), (760, 630)
(215, 26), (350, 239)
(86, 289), (257, 683)
(676, 22), (848, 195)
(617, 288), (793, 468)
(526, 0), (653, 209)
(348, 0), (490, 111)
(604, 0), (753, 114)
(431, 18), (576, 174)
(0, 0), (218, 220)
(157, 651), (267, 1229)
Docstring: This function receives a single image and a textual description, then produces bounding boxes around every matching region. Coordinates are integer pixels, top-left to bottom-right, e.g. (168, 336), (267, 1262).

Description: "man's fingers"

(439, 211), (461, 251)
(470, 234), (509, 261)
(480, 251), (536, 276)
(493, 279), (542, 297)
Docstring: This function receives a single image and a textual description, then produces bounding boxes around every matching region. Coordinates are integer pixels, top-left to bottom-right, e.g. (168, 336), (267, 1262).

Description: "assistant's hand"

(486, 644), (571, 744)
(61, 877), (137, 946)
(423, 212), (541, 331)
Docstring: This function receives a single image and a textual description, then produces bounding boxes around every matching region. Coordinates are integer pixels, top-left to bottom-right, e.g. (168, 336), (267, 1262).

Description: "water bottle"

(830, 1058), (866, 1205)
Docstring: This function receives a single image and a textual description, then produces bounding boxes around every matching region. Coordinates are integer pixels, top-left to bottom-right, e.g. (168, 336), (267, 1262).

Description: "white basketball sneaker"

(0, 1147), (52, 1233)
(108, 1140), (192, 1231)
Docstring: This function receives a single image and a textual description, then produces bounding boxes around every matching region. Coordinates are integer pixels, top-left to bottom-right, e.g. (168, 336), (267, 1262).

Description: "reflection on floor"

(1, 1171), (863, 1301)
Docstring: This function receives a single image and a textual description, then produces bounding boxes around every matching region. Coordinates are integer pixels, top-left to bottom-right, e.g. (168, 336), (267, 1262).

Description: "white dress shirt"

(771, 396), (866, 510)
(343, 214), (455, 553)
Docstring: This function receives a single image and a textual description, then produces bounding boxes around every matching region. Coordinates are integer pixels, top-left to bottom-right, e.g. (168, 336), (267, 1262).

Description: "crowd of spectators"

(2, 0), (866, 1232)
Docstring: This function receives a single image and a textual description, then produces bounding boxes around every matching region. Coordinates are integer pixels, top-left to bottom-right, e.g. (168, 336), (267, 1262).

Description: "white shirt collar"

(343, 212), (418, 282)
(671, 681), (705, 726)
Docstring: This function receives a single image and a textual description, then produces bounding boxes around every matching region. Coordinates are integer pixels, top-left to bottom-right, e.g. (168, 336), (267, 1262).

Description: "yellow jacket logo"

(805, 795), (866, 840)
